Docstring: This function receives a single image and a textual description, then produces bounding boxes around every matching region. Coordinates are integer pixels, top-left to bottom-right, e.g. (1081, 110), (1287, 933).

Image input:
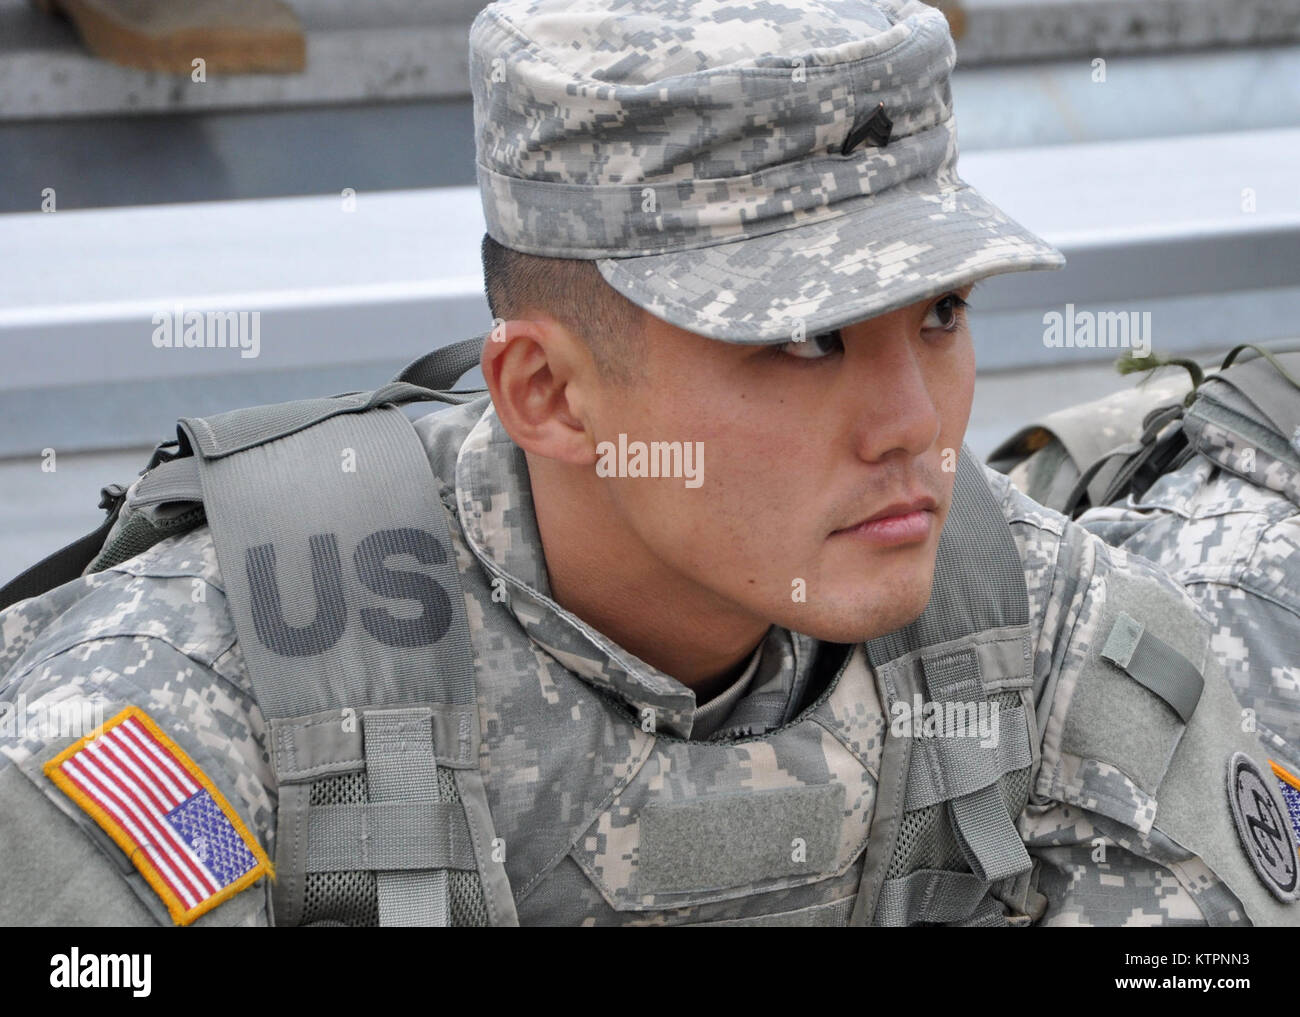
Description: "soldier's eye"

(923, 293), (970, 332)
(772, 329), (844, 362)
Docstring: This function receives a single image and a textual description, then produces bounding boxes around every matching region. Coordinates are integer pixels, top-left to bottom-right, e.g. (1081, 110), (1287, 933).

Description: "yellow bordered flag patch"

(43, 705), (272, 925)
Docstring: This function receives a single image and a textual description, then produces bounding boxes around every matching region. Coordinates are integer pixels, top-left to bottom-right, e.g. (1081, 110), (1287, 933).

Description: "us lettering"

(245, 527), (454, 655)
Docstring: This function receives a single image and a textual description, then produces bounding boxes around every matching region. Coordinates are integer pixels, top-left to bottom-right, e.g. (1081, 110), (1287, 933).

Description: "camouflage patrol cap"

(469, 0), (1065, 344)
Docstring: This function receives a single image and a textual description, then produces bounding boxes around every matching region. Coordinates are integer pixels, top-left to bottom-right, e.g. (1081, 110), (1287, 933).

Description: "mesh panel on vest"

(436, 766), (490, 927)
(89, 505), (207, 573)
(297, 766), (491, 927)
(885, 692), (1031, 882)
(887, 803), (968, 878)
(302, 771), (380, 926)
(998, 754), (1032, 815)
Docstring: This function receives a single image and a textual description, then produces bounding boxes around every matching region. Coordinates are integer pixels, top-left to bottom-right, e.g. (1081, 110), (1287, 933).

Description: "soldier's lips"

(830, 497), (938, 547)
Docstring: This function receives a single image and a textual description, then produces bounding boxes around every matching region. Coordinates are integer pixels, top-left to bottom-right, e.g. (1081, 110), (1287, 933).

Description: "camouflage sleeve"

(0, 527), (274, 926)
(989, 468), (1299, 926)
(1077, 465), (1300, 769)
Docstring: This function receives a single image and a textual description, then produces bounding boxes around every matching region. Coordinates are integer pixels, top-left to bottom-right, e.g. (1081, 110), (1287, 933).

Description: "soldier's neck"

(527, 459), (768, 700)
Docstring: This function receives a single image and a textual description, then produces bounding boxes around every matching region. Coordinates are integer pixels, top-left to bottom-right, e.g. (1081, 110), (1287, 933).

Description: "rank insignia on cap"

(840, 101), (893, 155)
(43, 706), (272, 925)
(1226, 752), (1298, 903)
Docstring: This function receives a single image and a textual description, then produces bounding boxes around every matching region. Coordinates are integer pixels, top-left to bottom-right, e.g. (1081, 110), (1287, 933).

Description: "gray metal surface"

(950, 0), (1300, 65)
(0, 0), (484, 120)
(4, 45), (1299, 213)
(3, 0), (1297, 120)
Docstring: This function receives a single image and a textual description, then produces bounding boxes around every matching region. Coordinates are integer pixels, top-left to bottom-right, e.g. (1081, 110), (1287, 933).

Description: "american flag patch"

(1274, 759), (1300, 854)
(44, 705), (272, 925)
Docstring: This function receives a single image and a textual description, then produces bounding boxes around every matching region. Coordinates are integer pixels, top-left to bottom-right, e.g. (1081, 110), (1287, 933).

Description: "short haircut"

(480, 232), (646, 383)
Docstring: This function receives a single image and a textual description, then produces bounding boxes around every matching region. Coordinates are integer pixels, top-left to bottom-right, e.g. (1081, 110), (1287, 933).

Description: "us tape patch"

(1227, 751), (1298, 903)
(44, 706), (272, 925)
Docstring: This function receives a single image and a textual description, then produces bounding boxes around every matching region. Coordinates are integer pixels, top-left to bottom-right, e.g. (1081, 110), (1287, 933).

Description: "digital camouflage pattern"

(996, 361), (1300, 773)
(471, 0), (1064, 343)
(1, 397), (1289, 925)
(2, 0), (1294, 927)
(1075, 418), (1300, 772)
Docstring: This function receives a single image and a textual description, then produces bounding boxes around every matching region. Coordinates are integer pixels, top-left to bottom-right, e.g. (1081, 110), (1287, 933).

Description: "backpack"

(986, 345), (1300, 520)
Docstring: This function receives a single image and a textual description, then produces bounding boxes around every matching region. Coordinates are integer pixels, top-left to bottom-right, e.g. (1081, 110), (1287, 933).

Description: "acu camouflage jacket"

(0, 397), (1295, 925)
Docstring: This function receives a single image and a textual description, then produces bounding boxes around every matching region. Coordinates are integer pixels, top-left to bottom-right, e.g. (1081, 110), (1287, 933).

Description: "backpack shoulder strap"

(852, 446), (1037, 926)
(0, 336), (511, 926)
(180, 383), (512, 926)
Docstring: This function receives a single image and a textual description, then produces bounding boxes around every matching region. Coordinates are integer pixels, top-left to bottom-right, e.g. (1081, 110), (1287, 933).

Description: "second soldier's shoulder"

(979, 459), (1069, 540)
(977, 459), (1216, 674)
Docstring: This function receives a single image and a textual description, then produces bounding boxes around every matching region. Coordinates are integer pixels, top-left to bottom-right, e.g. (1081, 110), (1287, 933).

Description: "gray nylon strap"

(860, 448), (1032, 924)
(1101, 612), (1205, 723)
(268, 782), (311, 927)
(130, 456), (202, 507)
(850, 682), (914, 927)
(950, 783), (1031, 883)
(960, 894), (1011, 927)
(271, 705), (478, 782)
(182, 403), (478, 718)
(395, 334), (488, 391)
(182, 381), (448, 459)
(304, 803), (477, 872)
(923, 649), (1031, 883)
(181, 391), (501, 925)
(917, 646), (1031, 883)
(363, 710), (452, 925)
(873, 868), (996, 926)
(904, 704), (1033, 811)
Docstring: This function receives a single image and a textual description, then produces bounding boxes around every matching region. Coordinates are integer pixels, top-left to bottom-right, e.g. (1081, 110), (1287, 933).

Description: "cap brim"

(595, 175), (1065, 344)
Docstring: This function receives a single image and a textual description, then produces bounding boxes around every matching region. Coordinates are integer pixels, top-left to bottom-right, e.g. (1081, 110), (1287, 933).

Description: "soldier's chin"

(789, 576), (936, 644)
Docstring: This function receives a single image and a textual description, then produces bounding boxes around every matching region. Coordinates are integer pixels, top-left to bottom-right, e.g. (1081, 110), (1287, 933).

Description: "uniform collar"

(453, 402), (818, 739)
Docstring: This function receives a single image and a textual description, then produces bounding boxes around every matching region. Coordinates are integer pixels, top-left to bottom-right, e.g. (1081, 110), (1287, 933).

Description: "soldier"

(1, 0), (1296, 926)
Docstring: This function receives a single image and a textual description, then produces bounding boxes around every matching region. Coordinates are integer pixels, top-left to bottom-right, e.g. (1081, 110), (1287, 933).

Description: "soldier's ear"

(481, 317), (599, 465)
